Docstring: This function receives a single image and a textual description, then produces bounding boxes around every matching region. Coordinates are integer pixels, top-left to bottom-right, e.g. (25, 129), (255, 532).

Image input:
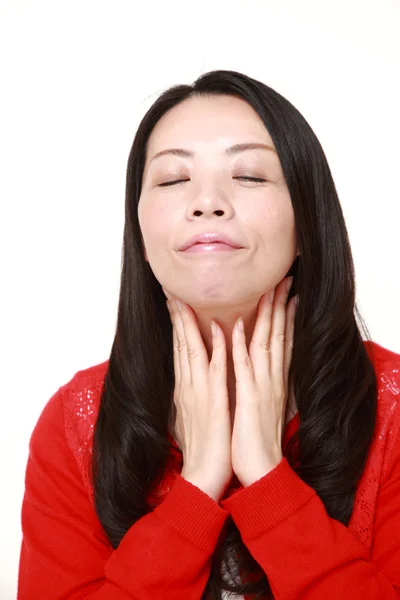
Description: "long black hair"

(92, 69), (377, 598)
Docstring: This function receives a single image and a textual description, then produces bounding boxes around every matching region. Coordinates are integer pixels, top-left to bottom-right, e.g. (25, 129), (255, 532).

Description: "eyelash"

(158, 176), (267, 187)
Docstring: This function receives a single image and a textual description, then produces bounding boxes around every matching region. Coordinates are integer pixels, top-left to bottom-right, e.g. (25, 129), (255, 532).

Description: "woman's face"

(138, 94), (297, 309)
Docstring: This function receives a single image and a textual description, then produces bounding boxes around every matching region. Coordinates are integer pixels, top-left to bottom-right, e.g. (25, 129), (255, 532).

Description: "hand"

(231, 277), (297, 487)
(164, 291), (233, 503)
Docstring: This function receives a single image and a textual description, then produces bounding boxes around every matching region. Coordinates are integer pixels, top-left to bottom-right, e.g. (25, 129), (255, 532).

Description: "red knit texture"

(17, 340), (400, 599)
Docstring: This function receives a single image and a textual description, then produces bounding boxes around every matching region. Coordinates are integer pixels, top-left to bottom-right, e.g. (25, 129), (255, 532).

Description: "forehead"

(145, 94), (274, 156)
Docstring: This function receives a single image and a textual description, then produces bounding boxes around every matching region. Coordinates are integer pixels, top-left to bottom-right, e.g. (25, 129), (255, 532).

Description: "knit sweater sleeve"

(221, 442), (400, 599)
(17, 389), (229, 599)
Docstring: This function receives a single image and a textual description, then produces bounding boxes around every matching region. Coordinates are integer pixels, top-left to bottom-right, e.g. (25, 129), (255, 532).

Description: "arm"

(221, 450), (400, 599)
(18, 389), (229, 599)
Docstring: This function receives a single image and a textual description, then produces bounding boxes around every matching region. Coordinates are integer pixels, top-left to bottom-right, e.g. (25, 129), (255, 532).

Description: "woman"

(18, 70), (400, 599)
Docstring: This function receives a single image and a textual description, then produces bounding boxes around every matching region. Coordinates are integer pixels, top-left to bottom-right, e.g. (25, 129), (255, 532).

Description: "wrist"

(181, 471), (221, 503)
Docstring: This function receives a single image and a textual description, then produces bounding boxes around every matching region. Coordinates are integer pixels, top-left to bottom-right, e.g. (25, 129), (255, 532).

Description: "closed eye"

(234, 177), (267, 183)
(158, 179), (190, 187)
(158, 176), (267, 187)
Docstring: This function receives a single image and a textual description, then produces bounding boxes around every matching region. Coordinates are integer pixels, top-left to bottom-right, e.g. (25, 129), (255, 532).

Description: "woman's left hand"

(231, 276), (297, 487)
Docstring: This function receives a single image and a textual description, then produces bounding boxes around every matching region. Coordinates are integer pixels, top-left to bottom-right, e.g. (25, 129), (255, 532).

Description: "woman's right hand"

(164, 292), (233, 503)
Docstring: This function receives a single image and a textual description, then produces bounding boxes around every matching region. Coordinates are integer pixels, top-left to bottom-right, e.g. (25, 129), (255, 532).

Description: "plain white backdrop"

(1, 0), (399, 597)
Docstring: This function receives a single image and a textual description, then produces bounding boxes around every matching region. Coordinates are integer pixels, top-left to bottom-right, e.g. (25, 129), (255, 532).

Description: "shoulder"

(59, 359), (109, 450)
(32, 359), (108, 437)
(348, 341), (400, 550)
(364, 338), (400, 368)
(366, 340), (400, 424)
(60, 360), (109, 490)
(372, 342), (400, 479)
(30, 360), (109, 501)
(363, 340), (400, 483)
(59, 359), (110, 396)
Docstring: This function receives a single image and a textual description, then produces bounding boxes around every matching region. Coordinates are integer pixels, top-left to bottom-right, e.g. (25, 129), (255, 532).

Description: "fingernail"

(295, 294), (299, 307)
(237, 317), (244, 332)
(286, 277), (293, 292)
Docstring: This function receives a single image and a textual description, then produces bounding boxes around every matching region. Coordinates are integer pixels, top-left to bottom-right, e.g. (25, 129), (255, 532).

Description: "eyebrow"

(150, 142), (277, 163)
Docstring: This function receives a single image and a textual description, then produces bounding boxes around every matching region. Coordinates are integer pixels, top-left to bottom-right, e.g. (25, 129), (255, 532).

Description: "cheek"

(246, 195), (295, 245)
(138, 199), (172, 255)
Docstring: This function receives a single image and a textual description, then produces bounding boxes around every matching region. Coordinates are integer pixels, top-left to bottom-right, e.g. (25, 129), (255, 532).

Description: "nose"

(193, 207), (226, 217)
(185, 181), (234, 219)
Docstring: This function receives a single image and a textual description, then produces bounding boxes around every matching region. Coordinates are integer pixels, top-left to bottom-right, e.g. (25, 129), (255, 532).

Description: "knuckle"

(236, 339), (247, 350)
(178, 310), (187, 325)
(210, 359), (223, 372)
(259, 340), (271, 353)
(240, 354), (252, 368)
(187, 347), (200, 361)
(177, 338), (187, 352)
(277, 332), (285, 346)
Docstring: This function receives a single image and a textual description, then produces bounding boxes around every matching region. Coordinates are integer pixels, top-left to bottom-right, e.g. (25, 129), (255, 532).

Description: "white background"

(1, 0), (399, 597)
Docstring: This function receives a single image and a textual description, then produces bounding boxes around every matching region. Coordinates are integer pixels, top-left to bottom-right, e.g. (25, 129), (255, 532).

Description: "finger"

(270, 277), (293, 385)
(167, 301), (181, 385)
(283, 294), (297, 391)
(174, 300), (209, 386)
(167, 299), (193, 383)
(209, 320), (229, 408)
(249, 289), (274, 385)
(232, 316), (255, 392)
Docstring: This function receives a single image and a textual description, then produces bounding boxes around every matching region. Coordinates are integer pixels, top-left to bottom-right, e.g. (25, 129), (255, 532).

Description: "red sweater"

(18, 340), (400, 599)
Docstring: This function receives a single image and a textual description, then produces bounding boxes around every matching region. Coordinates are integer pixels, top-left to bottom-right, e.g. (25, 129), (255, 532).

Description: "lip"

(182, 242), (241, 254)
(179, 232), (243, 251)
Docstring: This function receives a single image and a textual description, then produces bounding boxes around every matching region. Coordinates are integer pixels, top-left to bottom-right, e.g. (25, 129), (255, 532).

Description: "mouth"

(180, 242), (243, 254)
(179, 232), (244, 251)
